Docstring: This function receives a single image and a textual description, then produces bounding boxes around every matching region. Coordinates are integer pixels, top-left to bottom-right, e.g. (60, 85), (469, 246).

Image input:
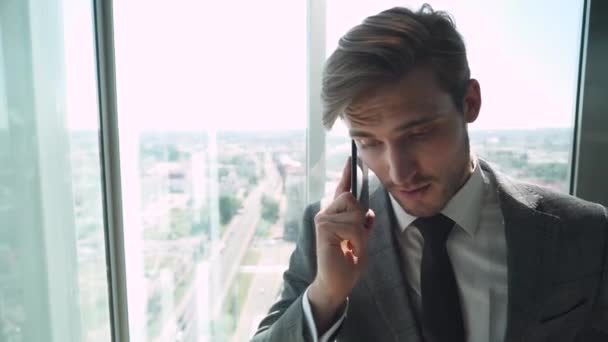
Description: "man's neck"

(455, 155), (476, 193)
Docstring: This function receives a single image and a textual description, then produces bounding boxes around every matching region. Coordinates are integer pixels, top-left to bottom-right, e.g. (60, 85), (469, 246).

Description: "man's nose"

(387, 145), (416, 186)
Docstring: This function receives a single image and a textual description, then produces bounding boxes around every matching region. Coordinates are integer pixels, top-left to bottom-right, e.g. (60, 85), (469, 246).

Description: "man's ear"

(463, 79), (481, 123)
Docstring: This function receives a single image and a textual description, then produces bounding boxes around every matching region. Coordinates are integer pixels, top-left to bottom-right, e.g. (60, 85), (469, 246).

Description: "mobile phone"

(351, 140), (358, 197)
(351, 140), (369, 211)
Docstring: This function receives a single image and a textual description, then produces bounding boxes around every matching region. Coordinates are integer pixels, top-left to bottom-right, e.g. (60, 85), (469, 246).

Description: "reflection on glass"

(0, 0), (111, 341)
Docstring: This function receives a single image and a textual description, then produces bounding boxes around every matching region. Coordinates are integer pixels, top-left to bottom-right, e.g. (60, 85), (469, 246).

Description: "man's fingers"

(341, 244), (360, 265)
(334, 157), (352, 200)
(323, 192), (362, 214)
(315, 211), (366, 227)
(315, 212), (367, 255)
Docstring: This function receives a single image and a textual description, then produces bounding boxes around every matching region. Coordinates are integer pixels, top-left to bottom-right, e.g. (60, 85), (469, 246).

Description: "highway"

(154, 152), (281, 342)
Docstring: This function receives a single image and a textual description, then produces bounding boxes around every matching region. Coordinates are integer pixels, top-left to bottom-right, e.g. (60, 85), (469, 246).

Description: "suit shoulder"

(526, 183), (607, 223)
(303, 201), (321, 222)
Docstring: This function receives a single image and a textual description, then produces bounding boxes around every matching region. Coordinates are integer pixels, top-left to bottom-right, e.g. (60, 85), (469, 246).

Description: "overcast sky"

(64, 0), (584, 132)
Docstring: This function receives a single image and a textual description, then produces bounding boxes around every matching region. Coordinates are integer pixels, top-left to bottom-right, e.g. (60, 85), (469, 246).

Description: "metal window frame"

(306, 0), (327, 204)
(572, 0), (608, 206)
(92, 0), (130, 341)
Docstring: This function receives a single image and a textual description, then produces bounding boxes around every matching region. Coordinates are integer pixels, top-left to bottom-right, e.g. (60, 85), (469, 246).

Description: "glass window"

(112, 1), (306, 340)
(325, 0), (584, 194)
(0, 0), (111, 341)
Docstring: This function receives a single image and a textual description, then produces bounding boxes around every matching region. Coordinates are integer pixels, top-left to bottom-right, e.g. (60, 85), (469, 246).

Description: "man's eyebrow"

(349, 115), (440, 138)
(393, 115), (440, 132)
(349, 129), (376, 138)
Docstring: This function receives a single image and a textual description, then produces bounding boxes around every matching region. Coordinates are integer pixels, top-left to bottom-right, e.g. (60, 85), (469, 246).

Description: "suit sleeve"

(576, 205), (608, 341)
(250, 203), (320, 342)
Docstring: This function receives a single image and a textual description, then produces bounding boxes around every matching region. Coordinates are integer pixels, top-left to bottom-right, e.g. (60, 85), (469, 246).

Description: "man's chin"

(401, 205), (442, 218)
(393, 189), (445, 218)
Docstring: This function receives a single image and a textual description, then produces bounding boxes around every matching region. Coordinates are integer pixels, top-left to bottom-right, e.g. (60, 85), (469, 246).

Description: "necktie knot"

(413, 213), (455, 243)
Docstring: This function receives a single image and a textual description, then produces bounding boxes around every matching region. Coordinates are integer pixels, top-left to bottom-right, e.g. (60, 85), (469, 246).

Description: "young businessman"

(252, 5), (608, 342)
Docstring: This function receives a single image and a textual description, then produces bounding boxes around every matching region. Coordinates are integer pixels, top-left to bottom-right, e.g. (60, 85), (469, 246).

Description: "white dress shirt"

(303, 158), (509, 342)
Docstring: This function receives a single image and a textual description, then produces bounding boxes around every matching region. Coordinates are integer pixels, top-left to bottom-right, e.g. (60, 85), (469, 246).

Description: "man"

(252, 5), (608, 342)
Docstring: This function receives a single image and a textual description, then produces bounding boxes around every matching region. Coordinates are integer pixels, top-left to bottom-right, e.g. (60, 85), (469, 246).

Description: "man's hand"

(308, 157), (375, 334)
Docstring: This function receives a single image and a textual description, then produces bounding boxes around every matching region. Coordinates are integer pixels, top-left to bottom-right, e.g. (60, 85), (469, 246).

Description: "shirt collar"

(389, 157), (485, 237)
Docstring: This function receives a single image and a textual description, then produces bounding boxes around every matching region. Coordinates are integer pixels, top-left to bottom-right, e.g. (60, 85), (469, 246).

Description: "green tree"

(219, 196), (242, 225)
(528, 162), (567, 182)
(261, 195), (279, 224)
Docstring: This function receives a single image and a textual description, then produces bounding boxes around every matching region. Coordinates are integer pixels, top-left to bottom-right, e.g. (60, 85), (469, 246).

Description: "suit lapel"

(361, 186), (423, 341)
(480, 160), (561, 341)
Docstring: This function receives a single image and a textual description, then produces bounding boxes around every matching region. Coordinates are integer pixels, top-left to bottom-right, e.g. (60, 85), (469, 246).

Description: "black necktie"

(414, 214), (465, 342)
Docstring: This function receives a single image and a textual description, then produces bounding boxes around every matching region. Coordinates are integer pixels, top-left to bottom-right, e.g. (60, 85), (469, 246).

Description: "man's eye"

(357, 139), (382, 149)
(409, 130), (431, 140)
(411, 132), (427, 139)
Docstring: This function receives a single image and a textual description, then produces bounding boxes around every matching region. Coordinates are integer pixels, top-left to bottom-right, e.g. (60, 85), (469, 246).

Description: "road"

(154, 152), (281, 342)
(229, 219), (295, 342)
(214, 153), (281, 316)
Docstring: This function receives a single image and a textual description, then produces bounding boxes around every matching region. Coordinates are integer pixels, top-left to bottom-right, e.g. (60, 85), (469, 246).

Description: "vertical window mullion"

(92, 0), (130, 340)
(306, 0), (327, 204)
(572, 0), (608, 206)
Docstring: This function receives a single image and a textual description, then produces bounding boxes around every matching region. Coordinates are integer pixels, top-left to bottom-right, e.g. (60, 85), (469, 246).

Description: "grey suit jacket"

(252, 160), (608, 341)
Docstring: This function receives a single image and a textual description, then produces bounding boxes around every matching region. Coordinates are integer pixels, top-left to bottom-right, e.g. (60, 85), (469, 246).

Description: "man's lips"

(397, 184), (430, 193)
(396, 184), (431, 198)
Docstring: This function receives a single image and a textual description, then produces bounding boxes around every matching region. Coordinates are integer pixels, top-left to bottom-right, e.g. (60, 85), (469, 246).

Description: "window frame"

(572, 0), (608, 206)
(92, 0), (130, 341)
(306, 0), (327, 204)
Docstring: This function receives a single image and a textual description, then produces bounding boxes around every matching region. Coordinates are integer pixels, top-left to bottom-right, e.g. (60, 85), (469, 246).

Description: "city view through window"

(0, 0), (583, 341)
